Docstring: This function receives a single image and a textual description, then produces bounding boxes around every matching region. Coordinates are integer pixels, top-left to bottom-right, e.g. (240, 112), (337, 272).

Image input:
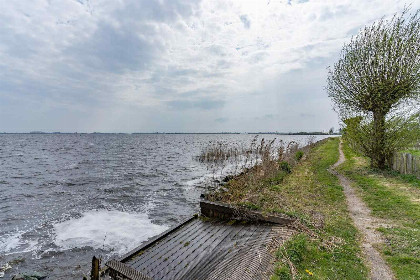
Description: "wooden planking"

(143, 221), (225, 277)
(200, 201), (295, 225)
(151, 222), (243, 279)
(107, 210), (297, 280)
(148, 222), (232, 278)
(392, 152), (420, 178)
(206, 225), (296, 280)
(209, 229), (277, 279)
(107, 259), (153, 280)
(120, 216), (198, 263)
(168, 223), (247, 280)
(130, 220), (215, 272)
(182, 224), (266, 280)
(195, 225), (273, 280)
(127, 218), (203, 267)
(179, 223), (258, 280)
(126, 219), (201, 265)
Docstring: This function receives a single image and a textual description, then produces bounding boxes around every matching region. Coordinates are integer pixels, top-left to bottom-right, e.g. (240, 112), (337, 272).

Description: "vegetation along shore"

(203, 136), (418, 279)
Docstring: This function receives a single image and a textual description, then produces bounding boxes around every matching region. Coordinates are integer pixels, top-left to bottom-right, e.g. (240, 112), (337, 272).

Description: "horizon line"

(0, 131), (339, 135)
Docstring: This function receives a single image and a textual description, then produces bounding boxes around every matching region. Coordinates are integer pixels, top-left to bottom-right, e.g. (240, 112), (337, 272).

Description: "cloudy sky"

(0, 0), (417, 133)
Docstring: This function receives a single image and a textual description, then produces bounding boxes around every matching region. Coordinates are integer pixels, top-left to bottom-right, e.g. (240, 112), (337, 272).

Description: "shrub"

(272, 265), (292, 280)
(295, 150), (304, 161)
(285, 234), (307, 265)
(343, 113), (420, 168)
(280, 161), (291, 173)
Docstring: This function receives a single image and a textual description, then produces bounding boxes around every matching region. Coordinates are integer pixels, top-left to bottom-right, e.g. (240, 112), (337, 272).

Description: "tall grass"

(197, 136), (316, 203)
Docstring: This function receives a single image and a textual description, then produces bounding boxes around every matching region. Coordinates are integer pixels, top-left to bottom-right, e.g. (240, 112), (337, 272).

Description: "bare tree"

(327, 8), (420, 169)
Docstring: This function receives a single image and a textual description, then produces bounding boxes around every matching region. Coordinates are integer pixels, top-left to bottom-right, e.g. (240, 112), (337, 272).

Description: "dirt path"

(330, 141), (394, 280)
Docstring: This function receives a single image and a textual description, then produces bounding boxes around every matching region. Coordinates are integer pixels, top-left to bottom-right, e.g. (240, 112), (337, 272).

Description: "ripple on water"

(0, 133), (331, 278)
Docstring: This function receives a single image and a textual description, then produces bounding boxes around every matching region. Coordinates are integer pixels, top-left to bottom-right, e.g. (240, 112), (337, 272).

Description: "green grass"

(238, 201), (260, 210)
(402, 149), (420, 156)
(339, 142), (420, 280)
(386, 170), (420, 188)
(270, 138), (367, 279)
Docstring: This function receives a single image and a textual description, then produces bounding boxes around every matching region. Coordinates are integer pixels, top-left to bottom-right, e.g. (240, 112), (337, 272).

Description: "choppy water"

(0, 134), (330, 279)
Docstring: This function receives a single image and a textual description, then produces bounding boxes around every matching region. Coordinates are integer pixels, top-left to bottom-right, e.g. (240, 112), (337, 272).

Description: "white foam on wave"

(0, 232), (39, 255)
(0, 233), (21, 253)
(184, 176), (206, 187)
(53, 210), (168, 255)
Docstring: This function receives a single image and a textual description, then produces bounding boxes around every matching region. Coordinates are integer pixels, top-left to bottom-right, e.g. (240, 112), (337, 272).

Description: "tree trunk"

(372, 111), (386, 169)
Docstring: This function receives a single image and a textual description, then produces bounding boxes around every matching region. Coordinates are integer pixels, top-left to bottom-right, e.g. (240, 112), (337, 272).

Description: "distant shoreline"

(0, 132), (341, 135)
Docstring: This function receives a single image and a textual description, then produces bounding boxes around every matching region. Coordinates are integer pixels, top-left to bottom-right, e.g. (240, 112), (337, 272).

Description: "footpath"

(331, 141), (394, 280)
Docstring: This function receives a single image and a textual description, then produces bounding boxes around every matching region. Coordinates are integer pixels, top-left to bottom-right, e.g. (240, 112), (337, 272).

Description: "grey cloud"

(0, 0), (203, 112)
(299, 113), (315, 118)
(61, 0), (201, 75)
(0, 33), (36, 59)
(67, 22), (157, 73)
(262, 114), (275, 119)
(319, 5), (357, 21)
(254, 114), (277, 120)
(65, 0), (203, 74)
(239, 15), (251, 29)
(216, 59), (230, 69)
(207, 45), (227, 57)
(215, 117), (228, 123)
(3, 0), (398, 133)
(167, 99), (225, 110)
(114, 0), (201, 23)
(248, 52), (268, 63)
(166, 66), (197, 77)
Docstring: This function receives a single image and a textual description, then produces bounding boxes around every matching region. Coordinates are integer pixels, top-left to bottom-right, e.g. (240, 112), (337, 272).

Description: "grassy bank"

(212, 137), (367, 279)
(402, 149), (420, 156)
(338, 142), (420, 280)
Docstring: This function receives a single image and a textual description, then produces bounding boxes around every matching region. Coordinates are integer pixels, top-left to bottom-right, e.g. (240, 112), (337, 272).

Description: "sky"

(0, 0), (417, 133)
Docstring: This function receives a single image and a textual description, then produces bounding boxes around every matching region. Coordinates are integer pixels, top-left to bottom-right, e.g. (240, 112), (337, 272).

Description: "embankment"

(210, 137), (368, 279)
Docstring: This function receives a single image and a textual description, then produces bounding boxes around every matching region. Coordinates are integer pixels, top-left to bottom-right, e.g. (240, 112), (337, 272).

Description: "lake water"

(0, 134), (330, 279)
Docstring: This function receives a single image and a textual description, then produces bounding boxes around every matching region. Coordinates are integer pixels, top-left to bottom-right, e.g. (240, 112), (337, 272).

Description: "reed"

(198, 136), (316, 204)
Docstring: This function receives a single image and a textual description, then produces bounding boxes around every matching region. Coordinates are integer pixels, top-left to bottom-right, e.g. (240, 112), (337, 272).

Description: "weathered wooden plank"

(203, 225), (295, 280)
(182, 224), (265, 280)
(127, 218), (202, 266)
(149, 227), (220, 278)
(393, 153), (397, 170)
(120, 216), (198, 263)
(107, 201), (298, 280)
(107, 260), (153, 280)
(391, 152), (420, 178)
(200, 201), (295, 225)
(208, 228), (275, 280)
(169, 224), (246, 280)
(203, 226), (274, 280)
(408, 153), (413, 173)
(144, 221), (225, 277)
(91, 256), (100, 280)
(151, 223), (237, 279)
(180, 223), (255, 280)
(179, 224), (248, 279)
(131, 220), (214, 271)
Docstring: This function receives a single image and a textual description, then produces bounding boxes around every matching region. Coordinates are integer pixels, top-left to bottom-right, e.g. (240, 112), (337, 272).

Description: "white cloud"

(0, 0), (416, 132)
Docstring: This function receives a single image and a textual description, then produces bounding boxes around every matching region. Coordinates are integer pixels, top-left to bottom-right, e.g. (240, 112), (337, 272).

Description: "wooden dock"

(105, 201), (295, 280)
